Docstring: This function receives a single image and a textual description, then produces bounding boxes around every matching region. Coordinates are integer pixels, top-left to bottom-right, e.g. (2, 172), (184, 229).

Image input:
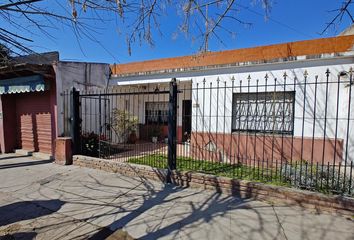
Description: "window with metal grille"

(232, 91), (295, 134)
(145, 102), (169, 125)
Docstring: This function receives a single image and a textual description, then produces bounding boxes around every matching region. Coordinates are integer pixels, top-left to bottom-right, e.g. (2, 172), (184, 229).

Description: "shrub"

(280, 162), (354, 196)
(148, 124), (162, 140)
(81, 132), (107, 157)
(111, 109), (138, 143)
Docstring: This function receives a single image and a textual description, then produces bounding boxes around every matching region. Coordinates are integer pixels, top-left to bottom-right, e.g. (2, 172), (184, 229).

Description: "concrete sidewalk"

(0, 154), (353, 240)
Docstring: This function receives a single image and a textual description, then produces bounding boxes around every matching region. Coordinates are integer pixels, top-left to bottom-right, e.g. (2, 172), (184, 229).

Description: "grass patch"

(128, 154), (354, 196)
(128, 154), (289, 186)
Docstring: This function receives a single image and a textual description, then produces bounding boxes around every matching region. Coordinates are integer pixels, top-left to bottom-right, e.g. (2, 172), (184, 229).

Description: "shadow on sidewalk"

(87, 176), (253, 240)
(0, 199), (65, 227)
(80, 170), (348, 240)
(0, 231), (37, 240)
(0, 155), (28, 161)
(0, 159), (53, 170)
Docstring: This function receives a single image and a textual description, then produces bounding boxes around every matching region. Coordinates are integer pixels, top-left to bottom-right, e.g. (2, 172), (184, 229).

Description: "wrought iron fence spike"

(325, 68), (330, 76)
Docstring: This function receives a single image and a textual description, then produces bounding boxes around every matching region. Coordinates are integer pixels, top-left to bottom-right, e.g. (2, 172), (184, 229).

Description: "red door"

(16, 91), (52, 154)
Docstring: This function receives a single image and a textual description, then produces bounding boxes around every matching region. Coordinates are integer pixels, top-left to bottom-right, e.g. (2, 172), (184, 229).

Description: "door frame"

(182, 99), (192, 142)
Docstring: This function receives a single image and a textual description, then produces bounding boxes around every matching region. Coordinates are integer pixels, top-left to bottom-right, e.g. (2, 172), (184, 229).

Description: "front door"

(182, 100), (192, 142)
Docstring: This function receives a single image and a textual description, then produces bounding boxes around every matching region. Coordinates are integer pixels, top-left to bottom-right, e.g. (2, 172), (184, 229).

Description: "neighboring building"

(0, 52), (109, 157)
(109, 35), (354, 164)
(339, 23), (354, 36)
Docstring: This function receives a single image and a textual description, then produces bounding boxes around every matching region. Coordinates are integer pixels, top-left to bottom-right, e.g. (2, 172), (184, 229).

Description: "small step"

(32, 152), (54, 161)
(15, 149), (33, 156)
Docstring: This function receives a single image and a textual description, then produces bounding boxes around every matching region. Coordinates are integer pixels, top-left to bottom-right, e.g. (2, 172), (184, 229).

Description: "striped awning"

(0, 75), (47, 94)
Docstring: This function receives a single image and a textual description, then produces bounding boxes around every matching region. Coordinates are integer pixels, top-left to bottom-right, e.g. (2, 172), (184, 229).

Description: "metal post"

(98, 94), (102, 158)
(70, 87), (80, 154)
(167, 78), (177, 183)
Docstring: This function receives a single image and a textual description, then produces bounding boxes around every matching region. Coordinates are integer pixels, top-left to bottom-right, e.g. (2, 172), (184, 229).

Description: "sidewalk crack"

(271, 205), (288, 240)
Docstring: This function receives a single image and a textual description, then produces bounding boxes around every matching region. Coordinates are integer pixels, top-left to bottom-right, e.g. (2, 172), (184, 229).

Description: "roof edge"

(111, 35), (354, 77)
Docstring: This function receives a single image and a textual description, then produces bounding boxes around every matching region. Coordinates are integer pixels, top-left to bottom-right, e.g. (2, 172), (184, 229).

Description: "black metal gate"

(79, 94), (111, 157)
(68, 79), (178, 179)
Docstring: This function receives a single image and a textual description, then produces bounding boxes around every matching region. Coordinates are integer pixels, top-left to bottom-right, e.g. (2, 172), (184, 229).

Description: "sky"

(3, 0), (354, 64)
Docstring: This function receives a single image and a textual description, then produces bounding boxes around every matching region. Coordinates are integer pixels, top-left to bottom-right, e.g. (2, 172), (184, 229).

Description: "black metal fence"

(61, 69), (354, 197)
(62, 83), (175, 163)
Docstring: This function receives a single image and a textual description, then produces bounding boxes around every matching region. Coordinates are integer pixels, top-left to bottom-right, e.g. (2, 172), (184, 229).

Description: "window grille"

(145, 102), (169, 125)
(232, 91), (295, 134)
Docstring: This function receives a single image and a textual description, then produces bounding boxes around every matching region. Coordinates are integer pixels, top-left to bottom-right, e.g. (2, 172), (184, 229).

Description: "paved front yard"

(0, 154), (353, 240)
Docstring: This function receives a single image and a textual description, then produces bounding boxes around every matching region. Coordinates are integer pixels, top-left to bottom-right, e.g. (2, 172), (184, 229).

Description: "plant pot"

(152, 137), (158, 143)
(128, 132), (137, 144)
(184, 142), (190, 154)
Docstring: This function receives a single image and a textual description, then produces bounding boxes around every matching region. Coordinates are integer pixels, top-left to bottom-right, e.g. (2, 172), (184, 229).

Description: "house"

(0, 52), (110, 158)
(109, 35), (354, 164)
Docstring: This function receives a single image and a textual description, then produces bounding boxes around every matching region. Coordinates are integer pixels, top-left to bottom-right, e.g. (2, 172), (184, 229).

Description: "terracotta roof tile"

(111, 35), (354, 76)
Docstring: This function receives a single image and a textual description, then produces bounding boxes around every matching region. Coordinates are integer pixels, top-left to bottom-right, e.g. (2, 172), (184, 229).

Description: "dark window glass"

(145, 102), (169, 125)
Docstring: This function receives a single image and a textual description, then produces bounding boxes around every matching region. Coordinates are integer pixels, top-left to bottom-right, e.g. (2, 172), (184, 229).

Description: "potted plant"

(128, 130), (138, 144)
(81, 132), (99, 157)
(148, 124), (162, 143)
(111, 109), (138, 144)
(184, 132), (191, 153)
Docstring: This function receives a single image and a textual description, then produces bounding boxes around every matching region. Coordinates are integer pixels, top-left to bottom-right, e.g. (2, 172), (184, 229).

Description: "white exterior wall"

(189, 61), (354, 163)
(191, 63), (352, 137)
(110, 81), (192, 126)
(111, 56), (354, 162)
(80, 82), (192, 143)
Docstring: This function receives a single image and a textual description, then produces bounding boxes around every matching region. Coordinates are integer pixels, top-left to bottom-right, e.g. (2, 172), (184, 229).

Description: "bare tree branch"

(0, 0), (273, 59)
(0, 0), (43, 9)
(321, 0), (354, 35)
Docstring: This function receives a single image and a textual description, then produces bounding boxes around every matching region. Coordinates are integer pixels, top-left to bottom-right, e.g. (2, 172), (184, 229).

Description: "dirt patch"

(0, 224), (21, 235)
(106, 229), (135, 240)
(0, 224), (22, 240)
